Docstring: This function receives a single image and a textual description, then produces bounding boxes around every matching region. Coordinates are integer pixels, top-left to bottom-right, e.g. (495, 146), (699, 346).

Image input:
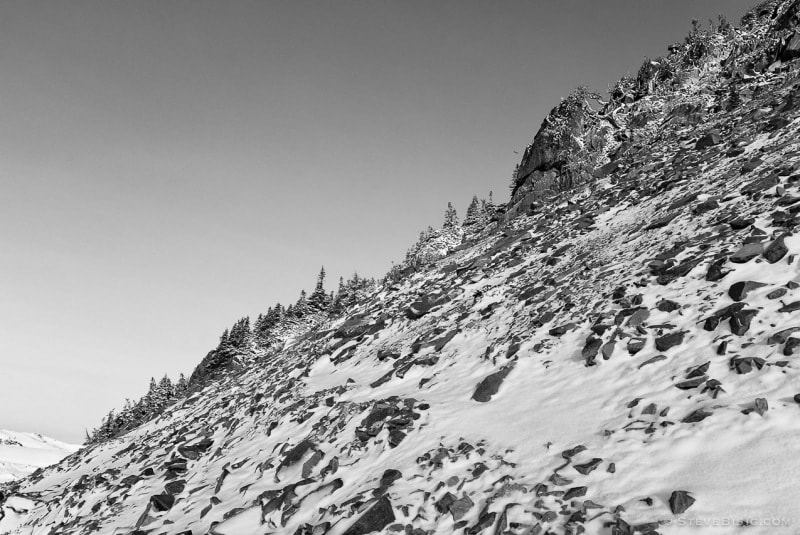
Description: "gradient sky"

(1, 0), (756, 443)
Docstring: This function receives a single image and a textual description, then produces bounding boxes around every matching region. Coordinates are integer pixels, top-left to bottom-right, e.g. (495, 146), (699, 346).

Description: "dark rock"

(728, 281), (767, 301)
(767, 327), (800, 345)
(668, 491), (695, 514)
(638, 355), (667, 368)
(573, 458), (602, 475)
(150, 493), (175, 512)
(655, 331), (685, 352)
(627, 338), (646, 354)
(471, 365), (514, 402)
(695, 130), (722, 150)
(563, 487), (587, 500)
(406, 299), (435, 320)
(779, 301), (800, 313)
(335, 316), (372, 339)
(582, 335), (603, 365)
(448, 495), (474, 521)
(784, 337), (800, 355)
(562, 445), (587, 459)
(763, 236), (789, 264)
(164, 480), (186, 495)
(767, 287), (788, 299)
(379, 469), (402, 486)
(706, 262), (729, 282)
(686, 361), (710, 378)
(730, 356), (766, 374)
(343, 496), (396, 535)
(754, 398), (769, 416)
(549, 323), (577, 336)
(657, 299), (680, 312)
(729, 308), (758, 335)
(675, 377), (706, 390)
(681, 409), (711, 423)
(730, 242), (764, 263)
(729, 217), (754, 230)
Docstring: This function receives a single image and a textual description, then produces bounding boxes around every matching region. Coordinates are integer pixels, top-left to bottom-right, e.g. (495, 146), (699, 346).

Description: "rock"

(763, 236), (789, 264)
(573, 458), (602, 475)
(779, 301), (800, 313)
(164, 480), (186, 495)
(435, 492), (456, 514)
(562, 445), (587, 459)
(582, 335), (603, 365)
(406, 299), (435, 319)
(767, 288), (788, 299)
(150, 493), (175, 512)
(335, 316), (372, 339)
(343, 496), (396, 535)
(695, 130), (722, 150)
(563, 487), (587, 500)
(471, 365), (514, 402)
(627, 338), (646, 354)
(730, 356), (766, 374)
(449, 495), (474, 521)
(549, 323), (577, 336)
(668, 491), (695, 514)
(767, 327), (800, 345)
(730, 242), (764, 263)
(657, 299), (680, 312)
(729, 308), (758, 336)
(655, 331), (685, 352)
(729, 216), (754, 230)
(638, 355), (667, 368)
(728, 281), (767, 301)
(754, 398), (769, 416)
(681, 409), (711, 423)
(784, 338), (800, 355)
(686, 361), (710, 378)
(794, 393), (800, 404)
(675, 377), (706, 390)
(549, 473), (572, 486)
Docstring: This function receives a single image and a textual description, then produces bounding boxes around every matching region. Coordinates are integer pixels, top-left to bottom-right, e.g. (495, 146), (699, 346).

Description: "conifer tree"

(463, 195), (481, 227)
(309, 266), (330, 311)
(443, 202), (459, 228)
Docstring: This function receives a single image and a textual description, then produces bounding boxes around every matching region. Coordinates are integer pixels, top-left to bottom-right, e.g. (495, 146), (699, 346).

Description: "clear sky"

(0, 0), (756, 443)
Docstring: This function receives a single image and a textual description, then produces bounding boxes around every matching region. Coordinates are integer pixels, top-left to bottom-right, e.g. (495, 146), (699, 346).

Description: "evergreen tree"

(309, 266), (330, 311)
(463, 195), (481, 227)
(175, 374), (189, 397)
(294, 290), (309, 318)
(443, 202), (459, 228)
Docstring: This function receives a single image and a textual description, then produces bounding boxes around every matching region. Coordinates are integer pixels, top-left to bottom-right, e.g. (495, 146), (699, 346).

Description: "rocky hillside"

(6, 1), (800, 534)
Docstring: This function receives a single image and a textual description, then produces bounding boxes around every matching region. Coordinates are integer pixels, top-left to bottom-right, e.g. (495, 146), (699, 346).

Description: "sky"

(0, 0), (757, 443)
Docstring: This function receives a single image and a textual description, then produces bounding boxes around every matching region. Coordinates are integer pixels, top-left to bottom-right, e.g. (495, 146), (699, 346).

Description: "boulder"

(668, 491), (695, 514)
(150, 493), (175, 512)
(343, 496), (396, 535)
(695, 130), (722, 150)
(471, 365), (514, 402)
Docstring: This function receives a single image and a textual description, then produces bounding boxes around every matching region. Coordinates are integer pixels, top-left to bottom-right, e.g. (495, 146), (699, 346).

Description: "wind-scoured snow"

(0, 431), (78, 484)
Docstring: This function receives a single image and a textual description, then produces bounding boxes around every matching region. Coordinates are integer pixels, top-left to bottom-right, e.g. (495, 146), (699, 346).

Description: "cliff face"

(7, 2), (800, 535)
(508, 0), (800, 220)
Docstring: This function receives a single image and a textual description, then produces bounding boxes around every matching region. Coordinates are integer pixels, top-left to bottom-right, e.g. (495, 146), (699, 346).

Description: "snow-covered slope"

(0, 430), (78, 484)
(7, 2), (800, 535)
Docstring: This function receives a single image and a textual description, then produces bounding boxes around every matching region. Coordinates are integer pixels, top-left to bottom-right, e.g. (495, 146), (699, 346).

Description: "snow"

(0, 430), (78, 483)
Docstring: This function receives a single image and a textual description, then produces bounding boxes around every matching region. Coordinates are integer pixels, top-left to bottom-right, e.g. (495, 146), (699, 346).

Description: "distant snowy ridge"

(0, 430), (78, 483)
